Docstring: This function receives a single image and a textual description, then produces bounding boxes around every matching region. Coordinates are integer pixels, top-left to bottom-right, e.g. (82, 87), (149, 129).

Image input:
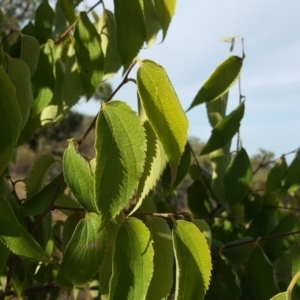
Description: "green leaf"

(74, 11), (104, 99)
(206, 93), (228, 127)
(114, 0), (145, 70)
(129, 120), (167, 215)
(270, 292), (287, 300)
(208, 257), (241, 299)
(153, 0), (176, 40)
(57, 213), (107, 286)
(94, 101), (146, 228)
(201, 101), (245, 155)
(145, 217), (174, 300)
(0, 197), (48, 262)
(35, 0), (55, 44)
(187, 179), (210, 219)
(58, 0), (76, 24)
(109, 217), (154, 300)
(26, 154), (56, 198)
(264, 214), (300, 261)
(0, 242), (10, 272)
(32, 40), (55, 116)
(22, 173), (66, 216)
(0, 66), (22, 175)
(187, 56), (243, 110)
(19, 34), (40, 77)
(162, 143), (191, 192)
(54, 193), (81, 216)
(194, 219), (212, 248)
(137, 59), (189, 165)
(63, 142), (97, 212)
(143, 0), (161, 47)
(246, 245), (279, 299)
(99, 218), (122, 300)
(265, 156), (288, 194)
(5, 58), (34, 131)
(224, 147), (253, 207)
(292, 242), (300, 278)
(283, 152), (300, 193)
(173, 220), (212, 299)
(97, 9), (122, 80)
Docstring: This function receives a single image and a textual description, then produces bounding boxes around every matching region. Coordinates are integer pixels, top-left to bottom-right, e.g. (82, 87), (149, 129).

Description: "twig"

(52, 205), (84, 212)
(54, 0), (103, 45)
(212, 230), (300, 253)
(78, 60), (137, 147)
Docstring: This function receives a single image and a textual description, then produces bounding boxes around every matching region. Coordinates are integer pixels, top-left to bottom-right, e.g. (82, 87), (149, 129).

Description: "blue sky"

(74, 1), (300, 160)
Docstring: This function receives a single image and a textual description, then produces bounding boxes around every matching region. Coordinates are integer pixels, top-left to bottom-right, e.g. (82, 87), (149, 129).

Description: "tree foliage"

(0, 0), (300, 299)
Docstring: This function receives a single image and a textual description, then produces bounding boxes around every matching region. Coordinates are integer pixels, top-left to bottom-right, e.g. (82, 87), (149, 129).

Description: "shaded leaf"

(94, 101), (146, 228)
(137, 59), (188, 165)
(58, 0), (76, 24)
(173, 220), (212, 299)
(224, 147), (253, 207)
(146, 217), (174, 300)
(153, 0), (176, 40)
(0, 197), (48, 262)
(26, 154), (56, 198)
(22, 173), (66, 216)
(109, 217), (154, 300)
(283, 152), (300, 193)
(246, 245), (278, 299)
(0, 66), (21, 175)
(57, 213), (107, 286)
(73, 12), (104, 99)
(187, 56), (243, 110)
(63, 142), (97, 212)
(114, 0), (145, 70)
(97, 9), (122, 79)
(201, 101), (245, 155)
(194, 219), (212, 247)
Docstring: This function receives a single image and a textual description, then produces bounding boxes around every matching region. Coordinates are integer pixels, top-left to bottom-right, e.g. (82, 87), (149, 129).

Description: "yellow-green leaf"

(109, 217), (154, 300)
(137, 59), (188, 165)
(187, 56), (243, 111)
(94, 101), (146, 228)
(74, 12), (104, 99)
(173, 220), (212, 299)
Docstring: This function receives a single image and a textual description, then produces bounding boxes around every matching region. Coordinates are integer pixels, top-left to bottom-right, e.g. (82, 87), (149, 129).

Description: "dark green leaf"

(246, 245), (278, 299)
(224, 147), (253, 207)
(283, 152), (300, 193)
(187, 56), (243, 110)
(114, 0), (145, 70)
(201, 101), (245, 155)
(73, 12), (104, 99)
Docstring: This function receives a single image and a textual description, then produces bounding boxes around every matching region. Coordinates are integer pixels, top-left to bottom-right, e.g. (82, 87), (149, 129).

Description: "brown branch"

(52, 205), (84, 212)
(212, 230), (300, 254)
(78, 60), (137, 147)
(54, 0), (103, 45)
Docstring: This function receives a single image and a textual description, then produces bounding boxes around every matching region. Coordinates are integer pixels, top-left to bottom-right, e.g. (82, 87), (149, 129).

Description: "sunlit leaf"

(194, 219), (212, 247)
(137, 59), (188, 165)
(129, 120), (167, 215)
(201, 101), (245, 155)
(109, 217), (154, 299)
(0, 66), (21, 175)
(63, 141), (97, 212)
(94, 101), (146, 228)
(57, 213), (107, 286)
(173, 220), (212, 299)
(73, 12), (104, 99)
(187, 56), (243, 110)
(145, 217), (174, 300)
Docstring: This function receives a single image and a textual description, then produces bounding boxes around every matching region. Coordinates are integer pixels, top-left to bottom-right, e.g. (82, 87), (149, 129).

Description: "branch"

(212, 230), (300, 254)
(52, 205), (84, 212)
(78, 60), (137, 147)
